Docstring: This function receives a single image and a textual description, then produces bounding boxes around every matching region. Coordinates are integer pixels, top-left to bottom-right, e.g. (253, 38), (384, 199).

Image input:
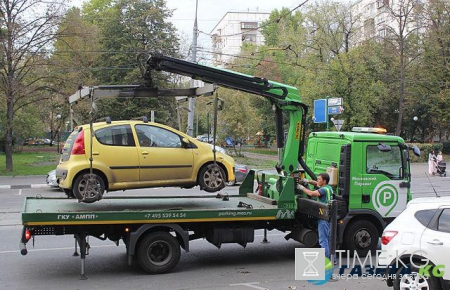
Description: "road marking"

(0, 184), (48, 189)
(0, 244), (116, 255)
(230, 282), (267, 289)
(18, 189), (22, 196)
(31, 184), (49, 188)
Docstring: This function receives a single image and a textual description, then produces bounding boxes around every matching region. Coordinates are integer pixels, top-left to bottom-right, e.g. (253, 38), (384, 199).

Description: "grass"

(232, 155), (277, 169)
(240, 147), (277, 156)
(0, 152), (60, 176)
(0, 148), (278, 176)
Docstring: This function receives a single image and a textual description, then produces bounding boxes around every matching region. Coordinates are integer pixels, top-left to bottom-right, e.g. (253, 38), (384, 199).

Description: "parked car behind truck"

(56, 119), (235, 203)
(379, 196), (450, 290)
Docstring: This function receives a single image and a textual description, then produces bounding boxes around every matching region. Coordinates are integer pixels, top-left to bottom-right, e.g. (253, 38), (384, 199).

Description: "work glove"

(301, 178), (309, 184)
(298, 184), (305, 191)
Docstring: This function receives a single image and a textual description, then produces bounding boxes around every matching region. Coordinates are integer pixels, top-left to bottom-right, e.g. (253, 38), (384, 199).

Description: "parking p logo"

(295, 248), (325, 280)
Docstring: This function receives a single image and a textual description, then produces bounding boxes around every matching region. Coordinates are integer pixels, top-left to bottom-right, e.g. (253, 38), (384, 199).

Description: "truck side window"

(366, 145), (402, 179)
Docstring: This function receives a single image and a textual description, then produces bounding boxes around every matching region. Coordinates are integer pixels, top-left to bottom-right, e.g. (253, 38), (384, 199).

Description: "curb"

(0, 184), (49, 189)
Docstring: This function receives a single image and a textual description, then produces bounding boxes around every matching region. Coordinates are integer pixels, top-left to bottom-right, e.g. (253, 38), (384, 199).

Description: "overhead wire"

(193, 48), (446, 85)
(201, 0), (310, 37)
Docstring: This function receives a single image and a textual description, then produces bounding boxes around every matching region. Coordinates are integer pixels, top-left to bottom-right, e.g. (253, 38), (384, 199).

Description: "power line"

(195, 48), (447, 85)
(204, 0), (309, 38)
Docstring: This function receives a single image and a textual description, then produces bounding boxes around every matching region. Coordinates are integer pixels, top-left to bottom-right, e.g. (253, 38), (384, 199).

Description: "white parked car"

(46, 169), (59, 188)
(379, 196), (450, 290)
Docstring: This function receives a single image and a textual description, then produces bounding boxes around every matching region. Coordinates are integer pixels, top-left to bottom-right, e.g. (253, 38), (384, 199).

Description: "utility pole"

(187, 0), (198, 137)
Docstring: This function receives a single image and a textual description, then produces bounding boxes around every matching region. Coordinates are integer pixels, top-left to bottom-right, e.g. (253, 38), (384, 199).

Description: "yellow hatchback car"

(56, 119), (235, 203)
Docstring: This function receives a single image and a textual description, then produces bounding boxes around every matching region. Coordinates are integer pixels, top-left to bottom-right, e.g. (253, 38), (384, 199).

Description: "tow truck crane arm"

(146, 53), (313, 177)
(147, 53), (297, 104)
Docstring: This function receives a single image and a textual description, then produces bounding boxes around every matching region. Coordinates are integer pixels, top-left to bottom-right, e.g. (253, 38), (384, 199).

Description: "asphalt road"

(0, 164), (449, 290)
(0, 185), (388, 290)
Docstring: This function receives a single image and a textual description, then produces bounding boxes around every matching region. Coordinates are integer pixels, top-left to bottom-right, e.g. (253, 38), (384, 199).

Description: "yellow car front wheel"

(198, 164), (226, 192)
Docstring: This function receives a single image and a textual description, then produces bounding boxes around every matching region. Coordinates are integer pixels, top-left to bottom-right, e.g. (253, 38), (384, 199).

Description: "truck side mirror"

(410, 145), (421, 157)
(377, 143), (391, 152)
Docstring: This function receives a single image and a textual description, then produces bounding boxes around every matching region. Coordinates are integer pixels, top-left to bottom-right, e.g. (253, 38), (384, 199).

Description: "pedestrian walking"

(429, 150), (437, 175)
(437, 151), (443, 163)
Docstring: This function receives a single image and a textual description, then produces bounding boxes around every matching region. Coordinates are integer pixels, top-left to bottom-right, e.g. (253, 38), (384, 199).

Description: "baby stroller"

(436, 160), (447, 177)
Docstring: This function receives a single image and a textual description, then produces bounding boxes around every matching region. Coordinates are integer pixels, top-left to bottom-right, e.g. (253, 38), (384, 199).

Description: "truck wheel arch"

(339, 210), (385, 253)
(129, 224), (189, 256)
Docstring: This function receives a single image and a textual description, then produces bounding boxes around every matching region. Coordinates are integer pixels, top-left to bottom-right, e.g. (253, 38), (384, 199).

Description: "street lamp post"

(186, 0), (199, 137)
(55, 114), (62, 153)
(326, 96), (330, 131)
(411, 116), (418, 142)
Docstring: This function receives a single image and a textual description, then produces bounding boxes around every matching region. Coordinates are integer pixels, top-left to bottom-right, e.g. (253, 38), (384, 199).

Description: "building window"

(377, 28), (387, 38)
(241, 22), (258, 30)
(377, 0), (390, 8)
(242, 34), (256, 42)
(364, 18), (375, 38)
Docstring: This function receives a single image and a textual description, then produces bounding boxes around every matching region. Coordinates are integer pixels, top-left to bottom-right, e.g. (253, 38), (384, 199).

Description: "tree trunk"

(395, 39), (405, 137)
(5, 91), (14, 171)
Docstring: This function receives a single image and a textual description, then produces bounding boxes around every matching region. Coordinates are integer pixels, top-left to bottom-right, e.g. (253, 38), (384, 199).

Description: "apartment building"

(210, 11), (270, 65)
(351, 0), (425, 45)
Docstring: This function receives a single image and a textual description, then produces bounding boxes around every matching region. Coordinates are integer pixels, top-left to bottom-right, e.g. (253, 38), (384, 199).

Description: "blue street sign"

(314, 99), (327, 123)
(328, 106), (344, 115)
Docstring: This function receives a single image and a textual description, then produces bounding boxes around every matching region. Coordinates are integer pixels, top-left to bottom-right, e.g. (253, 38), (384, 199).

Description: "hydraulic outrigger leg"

(74, 232), (90, 280)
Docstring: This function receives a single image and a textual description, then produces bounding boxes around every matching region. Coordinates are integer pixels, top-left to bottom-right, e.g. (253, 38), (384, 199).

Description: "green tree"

(414, 0), (450, 141)
(216, 89), (263, 155)
(78, 0), (181, 125)
(0, 0), (66, 171)
(50, 7), (101, 126)
(382, 0), (424, 136)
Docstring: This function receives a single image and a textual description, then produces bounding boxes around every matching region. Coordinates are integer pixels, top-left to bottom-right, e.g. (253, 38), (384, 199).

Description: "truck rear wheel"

(137, 232), (181, 274)
(344, 220), (378, 256)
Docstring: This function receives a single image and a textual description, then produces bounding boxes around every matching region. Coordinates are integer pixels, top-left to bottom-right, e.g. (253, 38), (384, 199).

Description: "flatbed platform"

(22, 194), (291, 226)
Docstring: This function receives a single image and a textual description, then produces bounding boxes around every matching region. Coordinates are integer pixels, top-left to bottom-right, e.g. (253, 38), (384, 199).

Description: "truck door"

(362, 143), (407, 218)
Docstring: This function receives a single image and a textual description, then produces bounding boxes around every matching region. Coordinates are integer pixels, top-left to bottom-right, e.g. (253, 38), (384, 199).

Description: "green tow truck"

(19, 54), (420, 277)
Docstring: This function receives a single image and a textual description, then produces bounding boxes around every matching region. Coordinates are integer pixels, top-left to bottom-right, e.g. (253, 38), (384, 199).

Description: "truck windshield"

(366, 145), (402, 179)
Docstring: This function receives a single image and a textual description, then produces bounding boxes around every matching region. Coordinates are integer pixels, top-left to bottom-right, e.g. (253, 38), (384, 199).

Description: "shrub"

(442, 141), (450, 155)
(407, 143), (442, 162)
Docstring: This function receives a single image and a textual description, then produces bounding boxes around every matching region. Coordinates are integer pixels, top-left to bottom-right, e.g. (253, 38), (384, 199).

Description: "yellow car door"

(134, 124), (194, 184)
(93, 124), (140, 184)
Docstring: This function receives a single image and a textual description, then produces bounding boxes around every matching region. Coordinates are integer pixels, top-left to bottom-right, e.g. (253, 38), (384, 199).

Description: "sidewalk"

(410, 162), (429, 178)
(0, 175), (47, 189)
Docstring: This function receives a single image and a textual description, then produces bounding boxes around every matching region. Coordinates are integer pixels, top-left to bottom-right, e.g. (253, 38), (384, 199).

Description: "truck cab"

(304, 127), (418, 255)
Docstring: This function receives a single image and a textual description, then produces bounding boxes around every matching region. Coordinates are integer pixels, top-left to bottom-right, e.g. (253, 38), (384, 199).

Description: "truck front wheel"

(344, 220), (378, 256)
(137, 232), (181, 274)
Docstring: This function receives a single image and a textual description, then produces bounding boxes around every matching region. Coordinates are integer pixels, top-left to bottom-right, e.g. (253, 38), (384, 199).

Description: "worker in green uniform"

(298, 173), (333, 260)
